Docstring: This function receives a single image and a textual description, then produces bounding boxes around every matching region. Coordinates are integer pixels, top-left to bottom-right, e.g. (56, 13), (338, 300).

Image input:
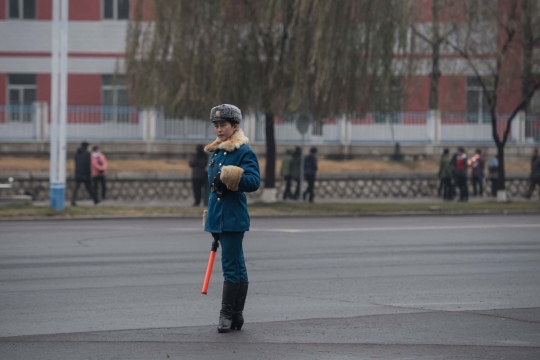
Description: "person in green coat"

(203, 104), (260, 333)
(440, 148), (453, 201)
(280, 149), (294, 200)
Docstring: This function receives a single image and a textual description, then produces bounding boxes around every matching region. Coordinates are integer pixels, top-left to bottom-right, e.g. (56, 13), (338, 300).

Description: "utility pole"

(49, 0), (68, 210)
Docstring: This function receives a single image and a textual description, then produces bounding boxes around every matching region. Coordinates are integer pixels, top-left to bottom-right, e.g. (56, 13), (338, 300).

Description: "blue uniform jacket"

(204, 129), (260, 233)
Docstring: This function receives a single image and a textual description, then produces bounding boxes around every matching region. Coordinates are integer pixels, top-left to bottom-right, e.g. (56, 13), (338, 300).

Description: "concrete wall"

(2, 172), (536, 202)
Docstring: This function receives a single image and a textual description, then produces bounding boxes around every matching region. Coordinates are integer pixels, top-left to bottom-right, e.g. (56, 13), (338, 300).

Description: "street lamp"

(49, 0), (68, 210)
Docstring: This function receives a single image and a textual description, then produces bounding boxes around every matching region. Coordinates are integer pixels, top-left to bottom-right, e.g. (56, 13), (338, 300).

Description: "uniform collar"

(204, 129), (249, 153)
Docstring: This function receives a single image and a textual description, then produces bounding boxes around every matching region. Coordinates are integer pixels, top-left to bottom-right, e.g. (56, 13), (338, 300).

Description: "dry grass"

(0, 156), (531, 174)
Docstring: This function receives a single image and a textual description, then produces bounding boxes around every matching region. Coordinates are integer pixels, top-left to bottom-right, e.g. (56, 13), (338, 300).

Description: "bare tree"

(126, 0), (413, 199)
(411, 0), (457, 109)
(445, 0), (540, 195)
(521, 0), (540, 110)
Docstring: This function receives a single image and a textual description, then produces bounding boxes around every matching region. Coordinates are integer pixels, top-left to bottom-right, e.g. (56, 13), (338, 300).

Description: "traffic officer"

(203, 104), (260, 333)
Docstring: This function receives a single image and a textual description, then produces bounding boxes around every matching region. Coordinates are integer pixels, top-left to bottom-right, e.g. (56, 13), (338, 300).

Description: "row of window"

(6, 73), (536, 124)
(8, 0), (130, 20)
(6, 74), (129, 122)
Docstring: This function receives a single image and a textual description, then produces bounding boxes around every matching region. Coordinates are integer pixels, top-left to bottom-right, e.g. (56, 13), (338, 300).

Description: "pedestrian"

(439, 148), (453, 201)
(91, 146), (108, 203)
(455, 147), (469, 202)
(303, 147), (318, 203)
(487, 156), (499, 197)
(470, 148), (485, 197)
(290, 146), (302, 200)
(437, 149), (445, 197)
(189, 144), (209, 206)
(71, 141), (98, 206)
(523, 148), (540, 200)
(449, 151), (458, 200)
(280, 149), (294, 200)
(203, 104), (260, 333)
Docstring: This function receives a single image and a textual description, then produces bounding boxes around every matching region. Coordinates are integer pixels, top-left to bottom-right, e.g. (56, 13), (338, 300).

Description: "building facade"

(0, 0), (538, 143)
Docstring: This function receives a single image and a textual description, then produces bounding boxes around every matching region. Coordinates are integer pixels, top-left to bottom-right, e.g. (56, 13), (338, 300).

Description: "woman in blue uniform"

(204, 104), (260, 333)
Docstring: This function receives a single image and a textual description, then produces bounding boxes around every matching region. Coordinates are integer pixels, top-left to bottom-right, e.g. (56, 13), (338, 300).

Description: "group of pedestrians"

(280, 146), (318, 202)
(71, 141), (108, 206)
(190, 144), (319, 204)
(438, 146), (540, 201)
(438, 147), (487, 201)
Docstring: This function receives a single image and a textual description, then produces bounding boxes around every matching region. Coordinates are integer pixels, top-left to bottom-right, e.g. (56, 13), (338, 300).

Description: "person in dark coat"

(454, 147), (469, 202)
(280, 149), (294, 200)
(303, 147), (318, 203)
(524, 148), (540, 200)
(437, 148), (446, 197)
(487, 156), (499, 197)
(470, 148), (485, 197)
(449, 151), (458, 200)
(71, 141), (98, 206)
(439, 148), (453, 201)
(203, 104), (260, 333)
(290, 146), (302, 200)
(189, 144), (209, 206)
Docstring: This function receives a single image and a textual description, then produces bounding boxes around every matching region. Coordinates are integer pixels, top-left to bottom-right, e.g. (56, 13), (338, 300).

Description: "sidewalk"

(33, 195), (535, 208)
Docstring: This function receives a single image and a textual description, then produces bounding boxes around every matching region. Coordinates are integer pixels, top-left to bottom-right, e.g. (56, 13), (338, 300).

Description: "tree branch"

(502, 81), (540, 145)
(411, 24), (433, 45)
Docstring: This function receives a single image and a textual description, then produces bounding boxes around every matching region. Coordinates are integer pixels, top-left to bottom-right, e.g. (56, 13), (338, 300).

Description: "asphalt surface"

(1, 215), (539, 359)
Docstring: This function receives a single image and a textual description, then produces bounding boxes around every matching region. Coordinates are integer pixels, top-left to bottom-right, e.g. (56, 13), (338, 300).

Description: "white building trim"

(0, 57), (125, 74)
(0, 21), (130, 53)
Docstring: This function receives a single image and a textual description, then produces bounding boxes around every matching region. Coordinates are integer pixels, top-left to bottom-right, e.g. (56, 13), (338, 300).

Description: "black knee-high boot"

(231, 282), (249, 330)
(217, 281), (240, 333)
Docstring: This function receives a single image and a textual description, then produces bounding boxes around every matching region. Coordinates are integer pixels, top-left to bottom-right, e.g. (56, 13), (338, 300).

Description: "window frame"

(101, 74), (130, 123)
(466, 76), (494, 124)
(370, 78), (403, 124)
(7, 0), (36, 20)
(6, 74), (37, 122)
(466, 0), (493, 23)
(102, 0), (130, 20)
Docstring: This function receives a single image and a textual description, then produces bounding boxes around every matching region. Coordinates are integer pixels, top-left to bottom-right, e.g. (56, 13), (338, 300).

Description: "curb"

(2, 209), (540, 221)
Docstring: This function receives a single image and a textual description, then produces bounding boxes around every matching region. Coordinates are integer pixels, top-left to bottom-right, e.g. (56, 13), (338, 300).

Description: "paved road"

(1, 215), (539, 359)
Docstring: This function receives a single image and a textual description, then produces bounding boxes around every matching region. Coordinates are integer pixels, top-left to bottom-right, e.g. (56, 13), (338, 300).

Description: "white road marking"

(249, 223), (540, 233)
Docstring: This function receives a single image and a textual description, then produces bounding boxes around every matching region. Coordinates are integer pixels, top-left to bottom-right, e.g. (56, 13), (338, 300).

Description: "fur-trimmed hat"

(210, 104), (242, 124)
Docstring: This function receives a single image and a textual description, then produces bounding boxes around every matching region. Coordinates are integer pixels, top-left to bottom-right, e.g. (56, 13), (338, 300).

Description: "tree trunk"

(264, 111), (276, 189)
(429, 0), (440, 110)
(496, 144), (506, 191)
(429, 48), (441, 110)
(522, 0), (533, 109)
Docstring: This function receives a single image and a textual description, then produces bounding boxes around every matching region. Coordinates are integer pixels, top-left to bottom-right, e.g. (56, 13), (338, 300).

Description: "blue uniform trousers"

(217, 231), (248, 283)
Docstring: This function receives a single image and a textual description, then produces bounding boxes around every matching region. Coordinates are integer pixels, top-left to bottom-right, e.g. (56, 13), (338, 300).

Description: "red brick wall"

(37, 74), (51, 102)
(37, 0), (52, 20)
(0, 74), (6, 122)
(68, 74), (101, 105)
(439, 76), (466, 113)
(0, 0), (5, 19)
(70, 0), (101, 21)
(404, 76), (429, 112)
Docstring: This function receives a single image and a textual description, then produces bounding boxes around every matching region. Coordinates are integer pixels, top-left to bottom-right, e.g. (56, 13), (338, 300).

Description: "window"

(466, 0), (493, 23)
(101, 75), (130, 122)
(103, 0), (130, 20)
(371, 78), (403, 123)
(530, 90), (540, 115)
(466, 77), (494, 123)
(7, 74), (36, 122)
(8, 0), (36, 19)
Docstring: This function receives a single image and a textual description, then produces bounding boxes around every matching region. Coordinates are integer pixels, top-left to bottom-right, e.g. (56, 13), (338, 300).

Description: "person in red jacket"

(91, 146), (108, 202)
